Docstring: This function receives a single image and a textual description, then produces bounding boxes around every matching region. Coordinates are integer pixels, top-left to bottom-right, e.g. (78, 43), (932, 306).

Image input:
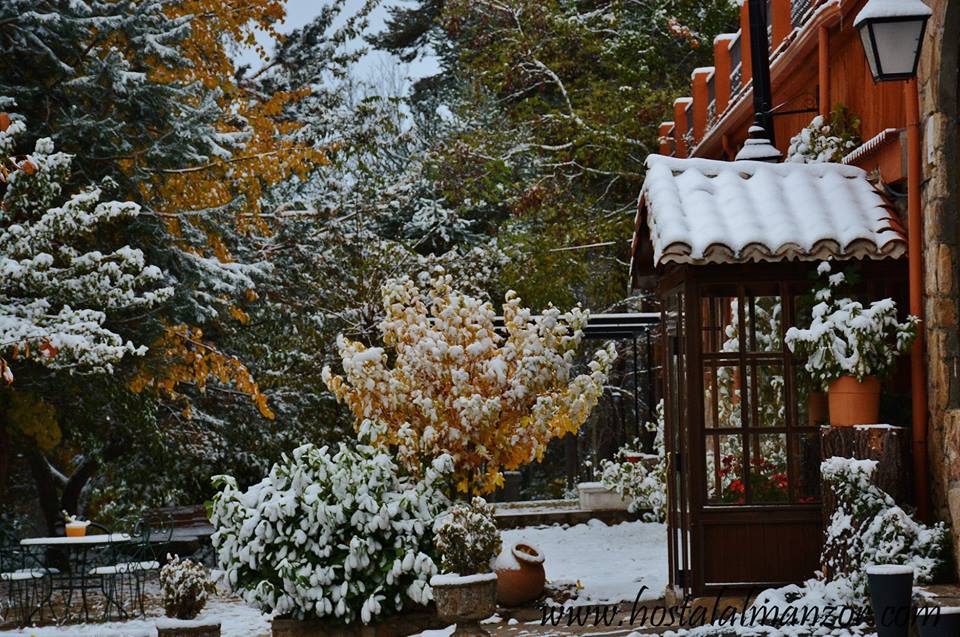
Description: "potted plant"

(430, 497), (501, 633)
(62, 511), (90, 537)
(785, 262), (917, 427)
(157, 555), (219, 637)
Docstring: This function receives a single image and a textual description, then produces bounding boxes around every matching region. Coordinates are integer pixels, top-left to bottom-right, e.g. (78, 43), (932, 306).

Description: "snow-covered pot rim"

(430, 572), (498, 587)
(577, 481), (611, 493)
(65, 520), (91, 528)
(865, 564), (914, 576)
(511, 543), (544, 565)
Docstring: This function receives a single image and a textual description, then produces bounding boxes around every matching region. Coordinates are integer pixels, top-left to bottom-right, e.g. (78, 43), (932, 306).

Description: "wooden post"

(691, 68), (712, 143)
(771, 0), (792, 50)
(659, 122), (675, 156)
(714, 35), (735, 114)
(673, 98), (692, 158)
(740, 2), (753, 85)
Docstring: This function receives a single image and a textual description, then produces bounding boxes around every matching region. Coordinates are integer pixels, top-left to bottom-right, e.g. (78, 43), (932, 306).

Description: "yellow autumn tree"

(323, 273), (617, 494)
(126, 0), (331, 418)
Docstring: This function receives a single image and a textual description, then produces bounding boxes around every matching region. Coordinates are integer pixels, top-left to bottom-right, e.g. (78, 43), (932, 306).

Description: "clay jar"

(495, 543), (545, 607)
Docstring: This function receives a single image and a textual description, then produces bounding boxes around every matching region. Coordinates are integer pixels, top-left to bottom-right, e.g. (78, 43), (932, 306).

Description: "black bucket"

(866, 564), (914, 637)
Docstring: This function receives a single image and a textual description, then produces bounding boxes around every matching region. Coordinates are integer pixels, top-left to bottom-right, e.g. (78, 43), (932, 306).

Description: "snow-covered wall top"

(638, 155), (907, 266)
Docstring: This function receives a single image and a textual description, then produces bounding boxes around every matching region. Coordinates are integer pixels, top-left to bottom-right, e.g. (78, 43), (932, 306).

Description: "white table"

(20, 533), (130, 546)
(19, 533), (134, 622)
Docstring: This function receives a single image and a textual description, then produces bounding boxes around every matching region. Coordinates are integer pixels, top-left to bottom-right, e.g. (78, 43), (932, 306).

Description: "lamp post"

(855, 0), (933, 521)
(747, 0), (775, 145)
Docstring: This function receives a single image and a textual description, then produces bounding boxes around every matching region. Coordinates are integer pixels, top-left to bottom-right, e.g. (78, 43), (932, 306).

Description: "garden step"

(492, 501), (644, 530)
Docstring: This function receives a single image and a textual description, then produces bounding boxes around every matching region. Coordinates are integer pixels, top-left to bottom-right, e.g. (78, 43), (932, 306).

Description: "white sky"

(235, 0), (440, 90)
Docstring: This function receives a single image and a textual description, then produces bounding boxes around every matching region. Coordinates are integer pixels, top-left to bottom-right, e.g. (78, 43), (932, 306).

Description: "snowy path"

(502, 519), (667, 604)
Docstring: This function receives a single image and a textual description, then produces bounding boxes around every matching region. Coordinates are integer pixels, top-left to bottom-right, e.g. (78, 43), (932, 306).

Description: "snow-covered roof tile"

(637, 155), (907, 267)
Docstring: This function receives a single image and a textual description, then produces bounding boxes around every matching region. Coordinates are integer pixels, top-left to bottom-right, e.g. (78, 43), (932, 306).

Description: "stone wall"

(919, 0), (960, 578)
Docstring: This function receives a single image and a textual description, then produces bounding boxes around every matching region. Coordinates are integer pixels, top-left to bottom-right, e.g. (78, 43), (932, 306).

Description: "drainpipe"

(906, 78), (930, 521)
(818, 27), (830, 118)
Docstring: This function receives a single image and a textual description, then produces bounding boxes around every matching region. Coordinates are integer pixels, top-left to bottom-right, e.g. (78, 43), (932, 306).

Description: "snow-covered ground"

(502, 519), (667, 604)
(0, 598), (270, 637)
(1, 519), (666, 635)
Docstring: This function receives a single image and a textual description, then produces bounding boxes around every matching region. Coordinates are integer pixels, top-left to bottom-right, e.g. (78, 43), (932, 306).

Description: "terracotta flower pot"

(806, 391), (828, 426)
(827, 376), (880, 427)
(495, 543), (545, 607)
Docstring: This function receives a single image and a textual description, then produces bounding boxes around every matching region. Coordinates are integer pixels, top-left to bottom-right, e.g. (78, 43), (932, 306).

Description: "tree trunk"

(27, 450), (100, 535)
(28, 450), (62, 534)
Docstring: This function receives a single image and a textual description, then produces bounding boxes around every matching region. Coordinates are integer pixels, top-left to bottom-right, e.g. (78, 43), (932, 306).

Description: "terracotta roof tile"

(636, 155), (907, 267)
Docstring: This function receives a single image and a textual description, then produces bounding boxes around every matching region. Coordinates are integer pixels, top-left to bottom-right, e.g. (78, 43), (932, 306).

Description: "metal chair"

(96, 515), (171, 618)
(0, 545), (57, 627)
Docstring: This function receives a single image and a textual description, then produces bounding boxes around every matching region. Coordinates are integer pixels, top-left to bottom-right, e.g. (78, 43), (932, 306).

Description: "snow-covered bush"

(210, 444), (452, 624)
(785, 262), (917, 388)
(821, 456), (948, 603)
(786, 107), (860, 164)
(0, 102), (172, 383)
(599, 401), (667, 521)
(323, 272), (616, 495)
(160, 555), (216, 620)
(433, 497), (501, 575)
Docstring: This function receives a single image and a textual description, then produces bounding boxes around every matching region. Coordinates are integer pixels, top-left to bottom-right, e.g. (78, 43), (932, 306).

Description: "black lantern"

(855, 0), (932, 82)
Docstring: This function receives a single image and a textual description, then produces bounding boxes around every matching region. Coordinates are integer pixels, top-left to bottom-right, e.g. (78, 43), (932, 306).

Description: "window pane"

(746, 295), (783, 352)
(753, 363), (786, 428)
(706, 434), (743, 504)
(749, 433), (789, 503)
(704, 365), (743, 429)
(701, 288), (740, 353)
(796, 432), (821, 504)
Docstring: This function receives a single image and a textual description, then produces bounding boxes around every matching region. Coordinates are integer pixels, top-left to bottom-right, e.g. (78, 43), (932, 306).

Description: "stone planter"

(495, 543), (545, 607)
(156, 617), (221, 637)
(430, 572), (497, 635)
(918, 606), (960, 636)
(577, 482), (630, 511)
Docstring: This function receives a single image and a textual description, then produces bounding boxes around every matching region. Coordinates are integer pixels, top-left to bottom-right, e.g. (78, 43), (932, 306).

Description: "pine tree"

(0, 103), (173, 528)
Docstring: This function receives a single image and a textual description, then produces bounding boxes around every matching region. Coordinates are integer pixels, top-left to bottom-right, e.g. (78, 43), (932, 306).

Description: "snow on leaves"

(0, 107), (172, 380)
(785, 262), (917, 387)
(210, 444), (452, 623)
(323, 272), (616, 495)
(820, 456), (948, 604)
